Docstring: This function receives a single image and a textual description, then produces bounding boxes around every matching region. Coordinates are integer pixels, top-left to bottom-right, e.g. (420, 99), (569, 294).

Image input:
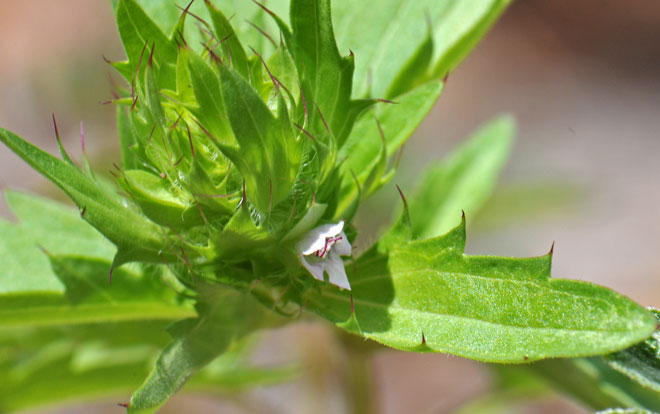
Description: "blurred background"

(0, 0), (659, 413)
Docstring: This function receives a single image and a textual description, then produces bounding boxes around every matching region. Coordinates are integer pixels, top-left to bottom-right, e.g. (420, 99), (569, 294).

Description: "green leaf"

(333, 0), (511, 98)
(0, 219), (63, 295)
(0, 128), (170, 264)
(6, 191), (115, 260)
(0, 193), (191, 328)
(0, 256), (194, 328)
(385, 25), (434, 100)
(115, 0), (178, 88)
(0, 320), (292, 412)
(0, 321), (171, 412)
(188, 51), (235, 146)
(218, 64), (302, 212)
(119, 169), (203, 229)
(305, 218), (656, 363)
(336, 81), (444, 217)
(606, 309), (660, 393)
(128, 289), (259, 414)
(290, 0), (357, 143)
(117, 106), (139, 170)
(205, 1), (250, 79)
(409, 115), (515, 238)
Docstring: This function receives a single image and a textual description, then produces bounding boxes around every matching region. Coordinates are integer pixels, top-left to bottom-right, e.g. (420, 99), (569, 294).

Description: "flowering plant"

(1, 0), (659, 412)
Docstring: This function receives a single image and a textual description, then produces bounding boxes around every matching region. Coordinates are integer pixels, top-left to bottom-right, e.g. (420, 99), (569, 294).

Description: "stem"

(526, 357), (660, 412)
(346, 349), (374, 414)
(337, 331), (380, 414)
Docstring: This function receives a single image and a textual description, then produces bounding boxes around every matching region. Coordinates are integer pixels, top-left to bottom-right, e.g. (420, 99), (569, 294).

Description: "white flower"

(296, 221), (352, 290)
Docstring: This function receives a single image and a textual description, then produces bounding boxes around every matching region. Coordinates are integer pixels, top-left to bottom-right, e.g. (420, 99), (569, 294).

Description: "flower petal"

(333, 231), (352, 256)
(325, 253), (351, 291)
(300, 255), (325, 281)
(297, 221), (345, 255)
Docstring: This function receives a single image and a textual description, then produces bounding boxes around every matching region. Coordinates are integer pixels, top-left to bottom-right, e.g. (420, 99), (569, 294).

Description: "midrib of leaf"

(316, 289), (629, 335)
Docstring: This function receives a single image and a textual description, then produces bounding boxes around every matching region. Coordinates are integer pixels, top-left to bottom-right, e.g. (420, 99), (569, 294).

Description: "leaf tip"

(395, 184), (410, 223)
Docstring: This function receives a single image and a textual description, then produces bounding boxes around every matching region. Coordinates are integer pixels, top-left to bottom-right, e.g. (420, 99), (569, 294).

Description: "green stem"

(526, 357), (660, 412)
(337, 331), (380, 414)
(346, 349), (374, 414)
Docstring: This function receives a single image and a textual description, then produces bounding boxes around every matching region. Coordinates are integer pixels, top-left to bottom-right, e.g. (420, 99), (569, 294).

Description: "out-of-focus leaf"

(128, 288), (261, 414)
(5, 191), (115, 260)
(333, 0), (511, 98)
(606, 309), (660, 393)
(336, 81), (444, 218)
(409, 115), (515, 238)
(0, 129), (170, 265)
(305, 217), (656, 363)
(0, 255), (194, 328)
(529, 357), (660, 412)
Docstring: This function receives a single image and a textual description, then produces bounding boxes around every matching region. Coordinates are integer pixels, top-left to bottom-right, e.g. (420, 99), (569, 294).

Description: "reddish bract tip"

(192, 195), (208, 224)
(147, 42), (156, 67)
(549, 241), (555, 255)
(396, 185), (411, 224)
(375, 98), (397, 105)
(244, 19), (276, 47)
(80, 121), (86, 153)
(292, 122), (317, 143)
(132, 41), (149, 100)
(421, 331), (426, 345)
(298, 80), (308, 122)
(51, 113), (61, 144)
(315, 103), (332, 135)
(170, 111), (184, 130)
(374, 116), (385, 143)
(395, 185), (408, 210)
(180, 247), (191, 270)
(350, 294), (355, 315)
(80, 206), (87, 218)
(250, 46), (280, 91)
(186, 124), (195, 157)
(252, 0), (278, 19)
